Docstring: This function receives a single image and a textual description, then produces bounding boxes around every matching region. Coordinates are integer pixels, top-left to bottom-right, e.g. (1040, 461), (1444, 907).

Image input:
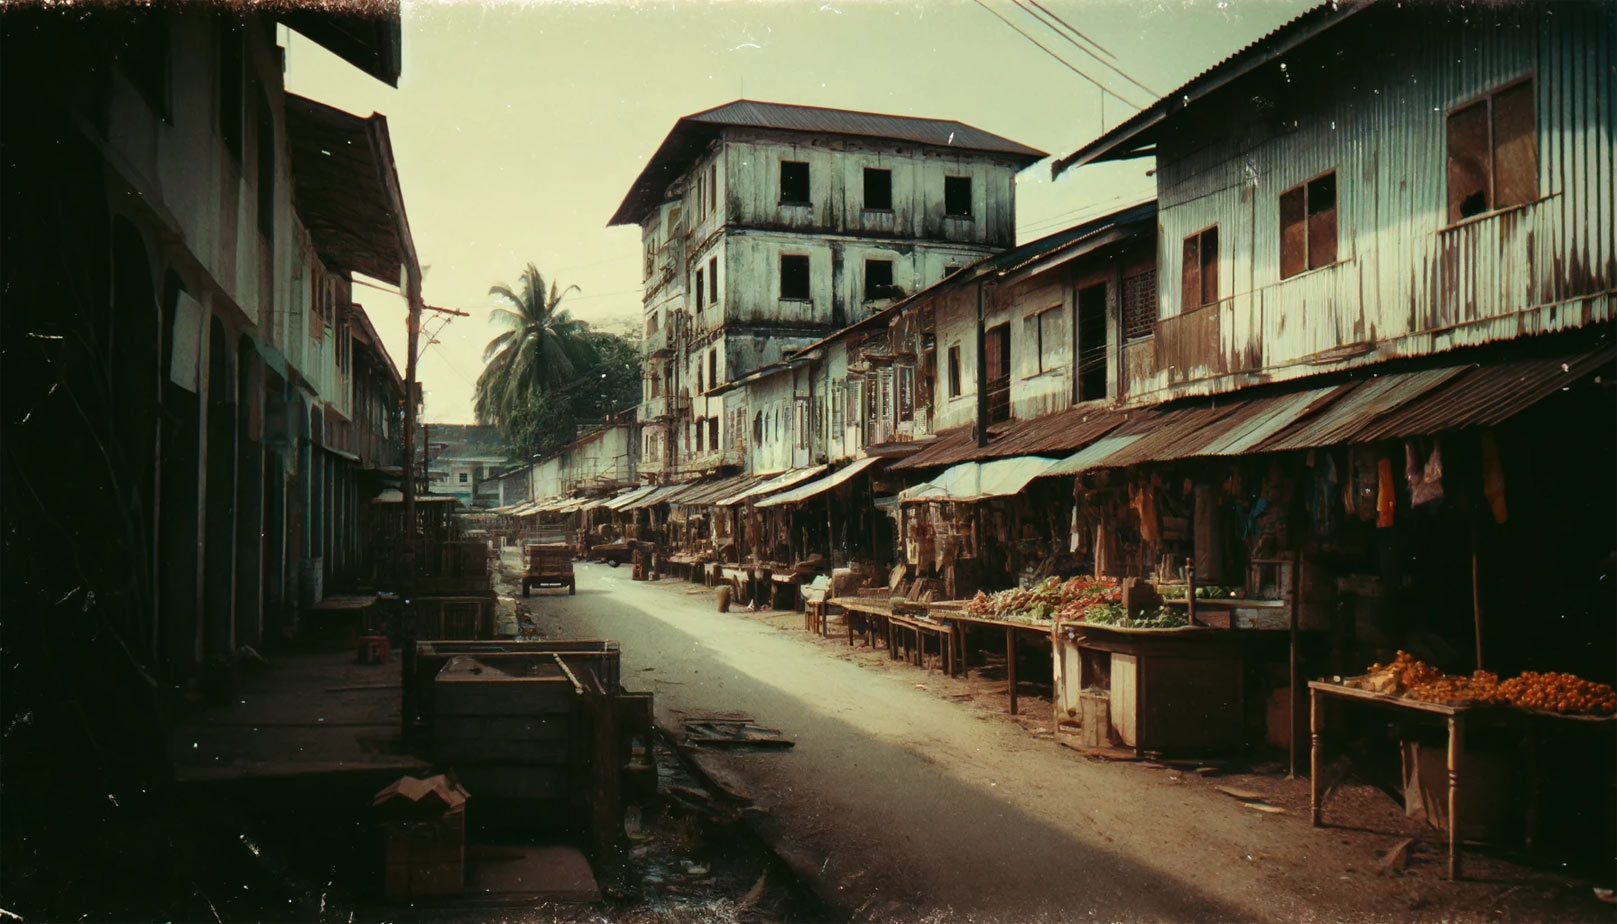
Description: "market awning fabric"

(898, 456), (1056, 504)
(715, 466), (828, 506)
(756, 457), (880, 508)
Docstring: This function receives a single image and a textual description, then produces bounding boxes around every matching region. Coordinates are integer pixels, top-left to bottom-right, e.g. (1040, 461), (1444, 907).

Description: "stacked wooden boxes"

(433, 655), (577, 802)
(373, 774), (468, 899)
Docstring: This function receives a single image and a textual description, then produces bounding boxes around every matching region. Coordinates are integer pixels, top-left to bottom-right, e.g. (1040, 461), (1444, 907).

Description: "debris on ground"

(686, 721), (794, 749)
(1375, 837), (1416, 876)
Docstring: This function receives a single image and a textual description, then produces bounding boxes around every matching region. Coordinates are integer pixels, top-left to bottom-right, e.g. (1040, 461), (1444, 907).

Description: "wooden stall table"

(306, 593), (382, 639)
(828, 596), (892, 650)
(947, 612), (1055, 716)
(886, 612), (955, 677)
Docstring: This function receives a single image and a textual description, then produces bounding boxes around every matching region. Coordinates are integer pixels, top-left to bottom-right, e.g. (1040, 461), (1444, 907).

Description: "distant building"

(610, 100), (1045, 482)
(420, 423), (507, 508)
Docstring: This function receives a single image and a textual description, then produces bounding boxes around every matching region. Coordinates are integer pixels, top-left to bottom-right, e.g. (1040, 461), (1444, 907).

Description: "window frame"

(1444, 75), (1538, 226)
(944, 176), (973, 219)
(1278, 169), (1339, 279)
(1180, 225), (1220, 311)
(779, 254), (811, 301)
(863, 167), (893, 211)
(708, 256), (718, 306)
(779, 160), (811, 206)
(1025, 305), (1063, 376)
(694, 267), (705, 311)
(863, 258), (894, 301)
(946, 344), (962, 398)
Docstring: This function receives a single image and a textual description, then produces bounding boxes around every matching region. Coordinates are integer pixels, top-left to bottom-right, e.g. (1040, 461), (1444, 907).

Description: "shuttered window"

(1279, 171), (1338, 279)
(1181, 227), (1219, 311)
(1447, 78), (1538, 223)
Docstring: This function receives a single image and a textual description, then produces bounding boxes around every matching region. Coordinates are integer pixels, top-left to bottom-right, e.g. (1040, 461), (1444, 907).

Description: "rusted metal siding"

(1137, 4), (1614, 405)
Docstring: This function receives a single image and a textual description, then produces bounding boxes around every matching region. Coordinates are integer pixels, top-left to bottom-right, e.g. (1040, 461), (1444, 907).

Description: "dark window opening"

(780, 254), (810, 300)
(256, 90), (275, 239)
(694, 268), (705, 311)
(1076, 284), (1108, 402)
(1280, 171), (1338, 278)
(119, 8), (171, 120)
(947, 345), (961, 398)
(984, 323), (1010, 423)
(708, 349), (717, 387)
(709, 417), (719, 450)
(709, 163), (719, 215)
(696, 417), (705, 451)
(944, 176), (972, 217)
(1181, 226), (1219, 311)
(1447, 79), (1537, 223)
(864, 168), (892, 210)
(218, 20), (243, 162)
(708, 256), (718, 305)
(864, 259), (894, 300)
(780, 161), (810, 205)
(1122, 268), (1156, 341)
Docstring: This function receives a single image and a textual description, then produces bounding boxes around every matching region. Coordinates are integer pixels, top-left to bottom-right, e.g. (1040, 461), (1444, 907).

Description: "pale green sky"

(284, 0), (1314, 424)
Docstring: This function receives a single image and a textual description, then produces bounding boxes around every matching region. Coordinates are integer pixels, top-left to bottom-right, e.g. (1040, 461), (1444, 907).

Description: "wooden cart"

(522, 542), (575, 596)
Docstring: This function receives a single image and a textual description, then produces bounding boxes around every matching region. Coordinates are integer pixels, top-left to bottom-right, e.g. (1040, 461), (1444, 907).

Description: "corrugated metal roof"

(611, 99), (1046, 226)
(1040, 433), (1150, 478)
(602, 485), (658, 511)
(620, 484), (689, 511)
(1052, 1), (1370, 175)
(715, 466), (828, 506)
(672, 474), (769, 507)
(1352, 346), (1615, 442)
(1256, 367), (1468, 453)
(756, 458), (882, 508)
(890, 407), (1131, 471)
(898, 456), (1056, 504)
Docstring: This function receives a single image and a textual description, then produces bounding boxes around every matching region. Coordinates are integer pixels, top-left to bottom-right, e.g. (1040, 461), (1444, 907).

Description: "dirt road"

(518, 558), (1607, 923)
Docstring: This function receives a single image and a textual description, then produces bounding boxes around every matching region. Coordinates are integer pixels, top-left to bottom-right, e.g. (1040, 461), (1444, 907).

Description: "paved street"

(513, 558), (1607, 924)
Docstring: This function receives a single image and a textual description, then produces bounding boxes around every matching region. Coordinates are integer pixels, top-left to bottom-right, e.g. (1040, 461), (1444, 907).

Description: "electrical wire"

(1025, 0), (1116, 59)
(1010, 0), (1159, 99)
(971, 0), (1145, 111)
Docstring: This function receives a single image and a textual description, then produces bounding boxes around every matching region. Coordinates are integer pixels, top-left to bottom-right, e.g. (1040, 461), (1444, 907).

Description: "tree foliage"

(474, 262), (642, 460)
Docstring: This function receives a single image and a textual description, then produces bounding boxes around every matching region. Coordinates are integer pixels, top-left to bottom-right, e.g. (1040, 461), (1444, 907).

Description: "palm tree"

(474, 263), (591, 434)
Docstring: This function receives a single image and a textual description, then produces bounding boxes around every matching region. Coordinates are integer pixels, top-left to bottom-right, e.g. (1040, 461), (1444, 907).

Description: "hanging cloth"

(1376, 455), (1397, 528)
(1480, 429), (1509, 524)
(1352, 446), (1381, 521)
(1404, 439), (1445, 507)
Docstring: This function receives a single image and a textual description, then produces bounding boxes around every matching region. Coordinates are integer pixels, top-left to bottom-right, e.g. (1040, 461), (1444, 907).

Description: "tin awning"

(671, 474), (770, 507)
(601, 485), (657, 511)
(620, 484), (690, 511)
(715, 466), (828, 507)
(898, 456), (1057, 504)
(756, 457), (881, 508)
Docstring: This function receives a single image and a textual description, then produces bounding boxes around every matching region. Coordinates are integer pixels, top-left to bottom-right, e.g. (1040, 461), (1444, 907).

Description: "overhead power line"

(970, 0), (1145, 111)
(1011, 0), (1160, 100)
(1026, 0), (1115, 59)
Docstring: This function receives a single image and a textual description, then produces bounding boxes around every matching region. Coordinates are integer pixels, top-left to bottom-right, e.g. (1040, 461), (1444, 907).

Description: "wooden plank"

(1111, 652), (1138, 747)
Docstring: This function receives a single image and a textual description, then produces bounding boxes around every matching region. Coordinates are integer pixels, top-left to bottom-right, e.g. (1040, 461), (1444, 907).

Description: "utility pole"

(975, 277), (989, 448)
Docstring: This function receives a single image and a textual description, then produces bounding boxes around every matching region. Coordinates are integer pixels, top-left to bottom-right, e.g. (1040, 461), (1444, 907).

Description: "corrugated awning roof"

(898, 456), (1057, 504)
(756, 458), (881, 508)
(891, 406), (1130, 471)
(1255, 367), (1470, 454)
(611, 99), (1047, 226)
(621, 484), (693, 511)
(284, 95), (415, 284)
(1348, 346), (1616, 443)
(670, 474), (767, 507)
(602, 485), (658, 511)
(715, 466), (828, 506)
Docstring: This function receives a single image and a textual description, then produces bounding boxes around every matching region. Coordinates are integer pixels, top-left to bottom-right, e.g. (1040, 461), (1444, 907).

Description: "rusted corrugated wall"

(1135, 3), (1613, 404)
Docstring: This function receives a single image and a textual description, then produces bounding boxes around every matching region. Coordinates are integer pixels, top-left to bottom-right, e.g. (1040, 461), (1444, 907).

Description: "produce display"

(1159, 584), (1242, 600)
(964, 576), (1121, 624)
(1350, 652), (1615, 716)
(1081, 604), (1189, 630)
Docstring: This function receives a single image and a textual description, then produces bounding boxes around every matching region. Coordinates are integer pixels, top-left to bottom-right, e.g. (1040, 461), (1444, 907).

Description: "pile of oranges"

(1367, 651), (1445, 689)
(1405, 670), (1506, 706)
(1497, 671), (1617, 716)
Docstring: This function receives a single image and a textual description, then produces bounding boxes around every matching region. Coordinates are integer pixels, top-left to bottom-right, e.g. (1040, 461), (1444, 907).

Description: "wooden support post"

(1470, 521), (1484, 671)
(1006, 626), (1018, 715)
(1185, 558), (1197, 627)
(1288, 550), (1303, 779)
(1447, 715), (1464, 880)
(1309, 685), (1324, 827)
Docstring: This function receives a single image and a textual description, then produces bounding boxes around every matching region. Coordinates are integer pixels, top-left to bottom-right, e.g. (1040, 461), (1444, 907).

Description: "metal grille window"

(1122, 268), (1156, 340)
(780, 161), (810, 205)
(1280, 172), (1338, 278)
(1447, 79), (1537, 223)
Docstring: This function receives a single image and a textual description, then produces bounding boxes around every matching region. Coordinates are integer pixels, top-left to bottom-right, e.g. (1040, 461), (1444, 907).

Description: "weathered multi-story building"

(610, 100), (1045, 481)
